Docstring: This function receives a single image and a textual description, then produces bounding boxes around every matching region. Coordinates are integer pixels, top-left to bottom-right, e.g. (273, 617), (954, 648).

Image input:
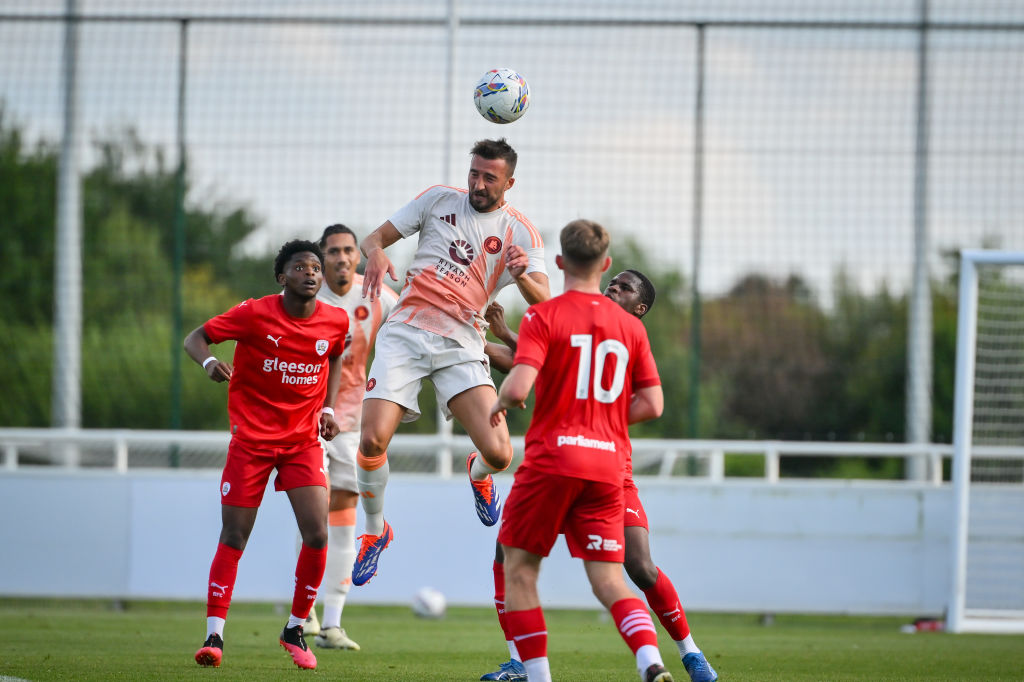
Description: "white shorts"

(364, 321), (494, 423)
(321, 429), (359, 492)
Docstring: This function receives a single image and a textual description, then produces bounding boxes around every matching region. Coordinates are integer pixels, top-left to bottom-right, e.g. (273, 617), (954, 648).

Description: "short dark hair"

(470, 138), (518, 176)
(318, 223), (358, 249)
(560, 219), (609, 267)
(625, 269), (656, 314)
(274, 239), (323, 278)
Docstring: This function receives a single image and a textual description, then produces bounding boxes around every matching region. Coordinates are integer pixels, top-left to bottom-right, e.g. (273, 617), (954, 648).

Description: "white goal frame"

(947, 248), (1024, 634)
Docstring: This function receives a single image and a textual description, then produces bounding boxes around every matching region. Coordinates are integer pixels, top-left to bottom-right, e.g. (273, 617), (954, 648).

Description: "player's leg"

(481, 541), (527, 681)
(447, 383), (512, 526)
(502, 545), (550, 682)
(278, 483), (329, 670)
(585, 561), (672, 682)
(314, 431), (361, 649)
(567, 480), (670, 682)
(350, 398), (404, 586)
(623, 490), (716, 682)
(197, 442), (270, 667)
(196, 504), (259, 667)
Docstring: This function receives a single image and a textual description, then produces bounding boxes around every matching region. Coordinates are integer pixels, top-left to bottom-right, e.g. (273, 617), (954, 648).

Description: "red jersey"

(204, 294), (350, 446)
(513, 290), (661, 485)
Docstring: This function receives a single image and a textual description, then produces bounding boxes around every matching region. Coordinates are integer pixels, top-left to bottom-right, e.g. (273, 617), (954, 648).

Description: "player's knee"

(479, 442), (513, 472)
(624, 555), (658, 591)
(359, 432), (388, 458)
(299, 526), (328, 550)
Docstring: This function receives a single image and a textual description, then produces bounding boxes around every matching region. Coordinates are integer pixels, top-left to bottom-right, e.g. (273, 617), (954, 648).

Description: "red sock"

(642, 567), (691, 640)
(291, 544), (327, 619)
(610, 598), (659, 653)
(206, 543), (243, 619)
(493, 561), (513, 640)
(504, 607), (547, 662)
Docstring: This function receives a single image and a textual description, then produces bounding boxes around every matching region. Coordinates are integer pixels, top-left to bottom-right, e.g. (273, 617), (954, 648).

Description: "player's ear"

(277, 273), (286, 288)
(555, 254), (565, 271)
(505, 176), (515, 192)
(635, 303), (648, 317)
(601, 256), (612, 273)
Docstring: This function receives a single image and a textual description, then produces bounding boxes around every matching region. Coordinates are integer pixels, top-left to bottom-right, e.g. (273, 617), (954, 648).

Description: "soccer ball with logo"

(473, 68), (530, 124)
(411, 586), (447, 618)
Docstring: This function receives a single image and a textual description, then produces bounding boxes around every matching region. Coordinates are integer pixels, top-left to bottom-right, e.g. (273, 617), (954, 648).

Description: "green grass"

(1, 599), (1022, 680)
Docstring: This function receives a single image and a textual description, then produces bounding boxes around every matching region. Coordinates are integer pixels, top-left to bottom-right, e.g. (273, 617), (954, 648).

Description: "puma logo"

(626, 507), (641, 518)
(267, 334), (282, 347)
(523, 311), (535, 321)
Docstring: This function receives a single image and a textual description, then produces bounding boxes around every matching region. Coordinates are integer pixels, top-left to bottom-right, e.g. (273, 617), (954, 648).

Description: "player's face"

(604, 271), (646, 319)
(279, 251), (323, 300)
(467, 155), (513, 213)
(322, 231), (360, 293)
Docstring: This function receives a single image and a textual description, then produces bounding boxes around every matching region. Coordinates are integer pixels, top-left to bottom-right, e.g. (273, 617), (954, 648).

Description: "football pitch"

(1, 599), (1022, 681)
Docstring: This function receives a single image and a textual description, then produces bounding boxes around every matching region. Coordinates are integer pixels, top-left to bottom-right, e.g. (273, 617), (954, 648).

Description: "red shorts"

(498, 465), (625, 562)
(623, 475), (649, 530)
(219, 438), (327, 508)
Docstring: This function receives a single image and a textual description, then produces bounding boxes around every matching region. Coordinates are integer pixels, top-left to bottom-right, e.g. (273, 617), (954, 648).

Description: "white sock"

(287, 614), (305, 629)
(357, 459), (389, 535)
(635, 643), (663, 677)
(507, 640), (520, 661)
(322, 523), (357, 629)
(206, 616), (225, 639)
(470, 453), (499, 481)
(676, 634), (701, 656)
(523, 657), (552, 682)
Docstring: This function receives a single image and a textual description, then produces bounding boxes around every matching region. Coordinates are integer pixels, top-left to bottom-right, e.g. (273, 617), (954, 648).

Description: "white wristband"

(202, 356), (218, 370)
(320, 406), (335, 417)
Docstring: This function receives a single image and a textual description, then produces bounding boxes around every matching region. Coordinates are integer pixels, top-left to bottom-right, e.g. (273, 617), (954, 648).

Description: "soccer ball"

(411, 586), (447, 619)
(473, 68), (530, 124)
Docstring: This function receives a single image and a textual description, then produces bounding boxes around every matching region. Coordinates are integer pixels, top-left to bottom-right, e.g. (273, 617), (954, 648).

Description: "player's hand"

(319, 413), (340, 440)
(206, 361), (233, 382)
(361, 247), (397, 302)
(504, 244), (529, 280)
(485, 302), (512, 339)
(488, 400), (507, 428)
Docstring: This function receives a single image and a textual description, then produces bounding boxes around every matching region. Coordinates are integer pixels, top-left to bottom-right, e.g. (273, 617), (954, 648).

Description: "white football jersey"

(386, 185), (546, 353)
(317, 273), (398, 432)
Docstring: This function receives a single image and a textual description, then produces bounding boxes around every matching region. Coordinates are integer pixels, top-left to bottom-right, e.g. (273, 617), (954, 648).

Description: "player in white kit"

(303, 224), (398, 647)
(351, 138), (550, 586)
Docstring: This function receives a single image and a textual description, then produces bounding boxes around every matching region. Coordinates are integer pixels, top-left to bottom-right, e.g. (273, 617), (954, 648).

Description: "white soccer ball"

(411, 586), (447, 619)
(473, 68), (530, 124)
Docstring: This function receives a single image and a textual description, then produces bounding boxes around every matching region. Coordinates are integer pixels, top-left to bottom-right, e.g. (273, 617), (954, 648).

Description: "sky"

(2, 0), (1023, 306)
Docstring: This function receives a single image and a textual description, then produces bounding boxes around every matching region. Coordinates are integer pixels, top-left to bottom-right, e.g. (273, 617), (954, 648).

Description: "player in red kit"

(489, 220), (672, 682)
(184, 240), (349, 671)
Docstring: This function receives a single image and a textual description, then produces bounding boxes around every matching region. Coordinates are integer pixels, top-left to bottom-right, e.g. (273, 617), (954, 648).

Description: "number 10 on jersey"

(571, 334), (629, 403)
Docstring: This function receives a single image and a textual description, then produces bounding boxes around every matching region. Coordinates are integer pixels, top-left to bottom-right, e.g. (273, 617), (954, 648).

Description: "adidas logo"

(440, 213), (456, 227)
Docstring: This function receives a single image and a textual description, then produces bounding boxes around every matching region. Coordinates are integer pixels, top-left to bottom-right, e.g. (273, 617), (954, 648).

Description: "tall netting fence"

(2, 1), (1024, 470)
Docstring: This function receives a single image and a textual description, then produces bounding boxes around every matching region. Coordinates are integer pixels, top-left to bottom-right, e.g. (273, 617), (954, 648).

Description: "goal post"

(947, 249), (1024, 634)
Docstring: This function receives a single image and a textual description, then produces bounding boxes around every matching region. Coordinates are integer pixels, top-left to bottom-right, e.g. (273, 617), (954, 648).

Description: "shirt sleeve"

(631, 324), (661, 390)
(388, 186), (440, 238)
(512, 307), (548, 370)
(203, 299), (254, 344)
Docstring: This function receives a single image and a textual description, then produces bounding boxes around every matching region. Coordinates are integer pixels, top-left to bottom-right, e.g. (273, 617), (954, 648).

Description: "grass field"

(1, 599), (1023, 681)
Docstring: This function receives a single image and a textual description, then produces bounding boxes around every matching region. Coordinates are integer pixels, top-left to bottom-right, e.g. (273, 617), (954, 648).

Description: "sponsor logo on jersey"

(448, 239), (475, 266)
(266, 334), (282, 347)
(262, 356), (323, 385)
(626, 507), (641, 518)
(366, 378), (376, 391)
(586, 534), (623, 552)
(221, 482), (231, 497)
(557, 434), (617, 452)
(439, 213), (457, 227)
(354, 305), (369, 321)
(315, 339), (329, 356)
(484, 236), (502, 254)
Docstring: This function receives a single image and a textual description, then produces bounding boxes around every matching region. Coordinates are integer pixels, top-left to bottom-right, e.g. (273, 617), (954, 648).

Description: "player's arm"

(360, 221), (402, 301)
(489, 363), (539, 427)
(319, 354), (343, 440)
(504, 244), (550, 305)
(183, 325), (232, 382)
(485, 302), (519, 349)
(628, 385), (664, 425)
(485, 342), (515, 374)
